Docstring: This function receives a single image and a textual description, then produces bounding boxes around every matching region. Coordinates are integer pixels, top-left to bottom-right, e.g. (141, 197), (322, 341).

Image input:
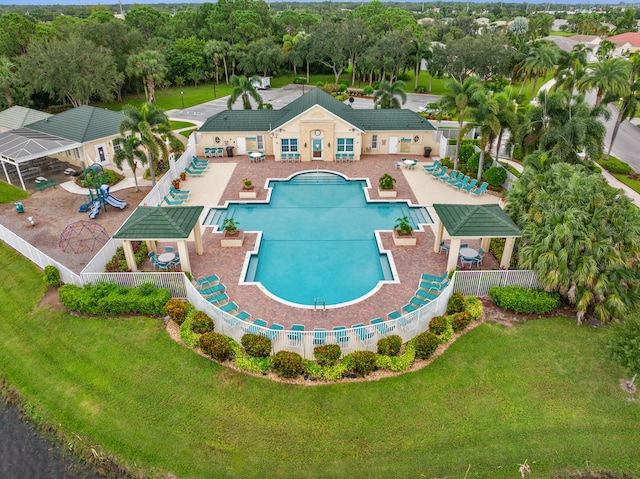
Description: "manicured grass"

(0, 180), (30, 203)
(169, 120), (198, 130)
(610, 172), (640, 194)
(0, 243), (638, 479)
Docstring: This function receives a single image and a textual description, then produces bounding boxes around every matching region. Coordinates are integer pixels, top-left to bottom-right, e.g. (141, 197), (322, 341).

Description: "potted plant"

(172, 178), (181, 190)
(180, 171), (187, 181)
(239, 178), (257, 199)
(378, 173), (397, 198)
(393, 216), (416, 246)
(221, 217), (244, 247)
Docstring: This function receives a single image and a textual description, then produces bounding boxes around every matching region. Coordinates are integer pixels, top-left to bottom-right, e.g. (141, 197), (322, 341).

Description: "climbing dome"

(59, 220), (110, 253)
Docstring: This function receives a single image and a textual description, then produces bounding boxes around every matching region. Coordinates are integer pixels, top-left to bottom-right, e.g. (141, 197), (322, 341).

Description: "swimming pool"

(205, 171), (432, 308)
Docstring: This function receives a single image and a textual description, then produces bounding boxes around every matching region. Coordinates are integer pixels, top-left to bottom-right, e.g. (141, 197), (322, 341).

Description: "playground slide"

(88, 200), (101, 219)
(100, 184), (127, 210)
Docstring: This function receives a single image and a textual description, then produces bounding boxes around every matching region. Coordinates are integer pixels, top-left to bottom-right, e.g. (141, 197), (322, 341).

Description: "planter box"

(378, 188), (397, 198)
(239, 190), (257, 199)
(393, 230), (416, 246)
(221, 230), (245, 247)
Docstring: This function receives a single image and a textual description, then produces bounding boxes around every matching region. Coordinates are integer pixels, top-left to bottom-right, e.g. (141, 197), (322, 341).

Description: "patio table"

(249, 152), (263, 162)
(459, 247), (478, 259)
(158, 252), (175, 263)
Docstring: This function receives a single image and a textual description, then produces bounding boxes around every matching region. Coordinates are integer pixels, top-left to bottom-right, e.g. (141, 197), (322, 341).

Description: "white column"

(122, 240), (137, 272)
(446, 237), (462, 272)
(501, 237), (516, 269)
(178, 241), (191, 274)
(434, 222), (445, 253)
(480, 237), (491, 251)
(193, 222), (204, 255)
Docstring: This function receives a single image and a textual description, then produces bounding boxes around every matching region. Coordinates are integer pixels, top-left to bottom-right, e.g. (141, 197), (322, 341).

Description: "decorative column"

(501, 237), (516, 269)
(122, 240), (137, 272)
(446, 238), (462, 272)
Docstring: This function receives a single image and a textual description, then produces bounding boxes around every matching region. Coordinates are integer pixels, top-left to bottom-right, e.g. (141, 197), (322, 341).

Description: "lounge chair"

(235, 311), (251, 321)
(313, 328), (327, 346)
(163, 195), (184, 206)
(264, 323), (284, 340)
(333, 326), (350, 349)
(371, 317), (395, 336)
(199, 282), (225, 296)
(245, 318), (267, 335)
(439, 169), (458, 183)
(170, 185), (190, 197)
(445, 172), (464, 185)
(287, 324), (305, 347)
(461, 179), (478, 192)
(206, 292), (228, 305)
(196, 274), (219, 286)
(470, 182), (489, 196)
(431, 166), (448, 178)
(419, 280), (447, 294)
(397, 314), (418, 332)
(451, 175), (469, 189)
(422, 160), (441, 173)
(421, 272), (449, 285)
(185, 167), (206, 176)
(416, 289), (439, 301)
(219, 302), (238, 313)
(401, 303), (417, 313)
(387, 310), (402, 320)
(409, 296), (428, 308)
(352, 323), (374, 345)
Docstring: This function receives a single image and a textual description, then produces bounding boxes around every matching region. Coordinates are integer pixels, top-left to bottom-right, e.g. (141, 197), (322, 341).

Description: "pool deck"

(169, 155), (501, 329)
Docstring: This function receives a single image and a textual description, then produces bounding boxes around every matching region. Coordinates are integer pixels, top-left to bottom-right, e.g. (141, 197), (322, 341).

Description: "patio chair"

(461, 178), (478, 192)
(196, 274), (219, 286)
(470, 182), (489, 196)
(421, 272), (449, 285)
(409, 296), (428, 309)
(313, 328), (327, 346)
(416, 289), (439, 301)
(198, 282), (225, 296)
(192, 156), (209, 165)
(220, 302), (238, 313)
(164, 246), (174, 253)
(439, 241), (450, 254)
(287, 324), (305, 347)
(395, 162), (403, 169)
(371, 317), (395, 336)
(445, 172), (464, 185)
(264, 323), (284, 340)
(387, 310), (402, 320)
(352, 323), (374, 346)
(14, 202), (24, 213)
(163, 195), (184, 206)
(439, 169), (458, 183)
(431, 166), (449, 178)
(474, 247), (485, 266)
(401, 303), (417, 313)
(206, 292), (228, 305)
(168, 254), (181, 270)
(169, 186), (190, 197)
(422, 160), (441, 173)
(245, 318), (267, 335)
(189, 161), (208, 171)
(333, 326), (350, 350)
(235, 311), (251, 321)
(451, 175), (469, 189)
(419, 280), (448, 294)
(185, 167), (206, 176)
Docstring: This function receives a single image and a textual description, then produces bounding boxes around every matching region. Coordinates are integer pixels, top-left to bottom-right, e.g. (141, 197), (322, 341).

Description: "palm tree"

(605, 53), (640, 160)
(204, 40), (231, 85)
(469, 93), (500, 180)
(372, 80), (407, 109)
(282, 33), (303, 77)
(553, 45), (588, 93)
(119, 103), (172, 187)
(576, 57), (631, 108)
(125, 50), (168, 104)
(492, 93), (518, 165)
(517, 41), (560, 96)
(227, 75), (263, 110)
(438, 76), (484, 169)
(113, 136), (147, 192)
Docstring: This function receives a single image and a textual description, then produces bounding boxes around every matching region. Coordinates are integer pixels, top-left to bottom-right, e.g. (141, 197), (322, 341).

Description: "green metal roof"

(433, 204), (521, 238)
(0, 106), (52, 130)
(113, 206), (204, 240)
(199, 88), (436, 133)
(28, 105), (124, 143)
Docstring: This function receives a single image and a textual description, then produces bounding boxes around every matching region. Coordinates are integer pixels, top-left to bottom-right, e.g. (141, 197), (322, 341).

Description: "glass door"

(312, 139), (323, 159)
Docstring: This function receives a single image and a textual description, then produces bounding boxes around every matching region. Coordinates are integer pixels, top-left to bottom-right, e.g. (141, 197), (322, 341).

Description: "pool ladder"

(314, 298), (326, 312)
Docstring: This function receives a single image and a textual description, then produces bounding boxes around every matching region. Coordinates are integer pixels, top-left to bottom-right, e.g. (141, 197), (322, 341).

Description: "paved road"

(167, 84), (439, 126)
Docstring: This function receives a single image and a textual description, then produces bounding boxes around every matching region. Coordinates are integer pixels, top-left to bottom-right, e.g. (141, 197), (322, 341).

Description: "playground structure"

(77, 163), (127, 218)
(59, 220), (110, 253)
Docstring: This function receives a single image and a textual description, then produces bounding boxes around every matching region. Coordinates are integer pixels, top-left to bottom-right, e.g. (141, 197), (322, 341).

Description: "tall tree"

(553, 45), (588, 94)
(576, 57), (631, 108)
(113, 136), (147, 192)
(469, 92), (500, 180)
(0, 55), (17, 107)
(126, 50), (168, 104)
(309, 20), (350, 84)
(226, 75), (262, 110)
(0, 13), (37, 57)
(373, 80), (407, 109)
(204, 40), (231, 85)
(605, 53), (640, 160)
(119, 103), (172, 187)
(438, 76), (484, 169)
(517, 41), (560, 96)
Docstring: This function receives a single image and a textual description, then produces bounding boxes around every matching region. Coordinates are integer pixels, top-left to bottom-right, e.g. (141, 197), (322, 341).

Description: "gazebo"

(113, 206), (205, 274)
(432, 204), (522, 272)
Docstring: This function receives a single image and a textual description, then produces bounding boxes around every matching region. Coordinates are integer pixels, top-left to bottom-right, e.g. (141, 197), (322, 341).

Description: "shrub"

(484, 166), (508, 187)
(458, 144), (476, 164)
(488, 286), (560, 314)
(375, 339), (416, 371)
(59, 282), (169, 316)
(293, 77), (306, 84)
(465, 296), (483, 321)
(429, 316), (447, 335)
(350, 350), (377, 377)
(440, 157), (454, 169)
(105, 241), (148, 272)
(165, 299), (188, 324)
(241, 334), (272, 358)
(179, 315), (201, 348)
(599, 157), (632, 175)
(272, 350), (305, 378)
(304, 359), (348, 380)
(199, 332), (233, 361)
(362, 85), (374, 95)
(413, 331), (440, 359)
(415, 85), (427, 93)
(377, 335), (402, 356)
(467, 152), (492, 176)
(43, 265), (61, 287)
(191, 311), (213, 334)
(313, 344), (342, 367)
(452, 312), (471, 333)
(447, 292), (466, 314)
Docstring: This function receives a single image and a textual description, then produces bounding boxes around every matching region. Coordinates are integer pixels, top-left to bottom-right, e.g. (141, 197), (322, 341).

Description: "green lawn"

(0, 244), (638, 479)
(0, 180), (29, 203)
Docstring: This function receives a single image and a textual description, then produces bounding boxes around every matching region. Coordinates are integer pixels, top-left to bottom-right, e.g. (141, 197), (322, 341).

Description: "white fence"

(452, 270), (542, 297)
(0, 224), (82, 286)
(141, 143), (196, 207)
(82, 271), (187, 298)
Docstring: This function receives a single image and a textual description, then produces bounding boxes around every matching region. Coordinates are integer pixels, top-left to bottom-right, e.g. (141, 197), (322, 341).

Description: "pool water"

(205, 171), (432, 307)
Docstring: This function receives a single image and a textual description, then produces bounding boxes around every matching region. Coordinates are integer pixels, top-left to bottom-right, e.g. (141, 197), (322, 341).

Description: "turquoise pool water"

(205, 171), (432, 307)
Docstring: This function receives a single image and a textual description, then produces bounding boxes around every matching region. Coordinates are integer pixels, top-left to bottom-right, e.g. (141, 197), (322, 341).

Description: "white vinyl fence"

(141, 143), (196, 207)
(0, 224), (82, 286)
(82, 271), (187, 298)
(452, 270), (542, 297)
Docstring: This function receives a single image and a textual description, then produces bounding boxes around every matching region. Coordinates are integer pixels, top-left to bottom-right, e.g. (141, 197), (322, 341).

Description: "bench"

(35, 179), (58, 191)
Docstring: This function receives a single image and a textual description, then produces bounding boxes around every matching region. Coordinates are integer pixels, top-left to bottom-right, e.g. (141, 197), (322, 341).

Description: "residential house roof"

(113, 206), (205, 240)
(0, 106), (52, 131)
(544, 36), (578, 52)
(28, 105), (125, 143)
(199, 88), (435, 133)
(433, 204), (521, 238)
(569, 34), (600, 44)
(607, 32), (640, 47)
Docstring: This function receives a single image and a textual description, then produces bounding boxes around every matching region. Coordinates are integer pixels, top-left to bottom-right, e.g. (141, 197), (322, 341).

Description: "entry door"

(312, 139), (323, 160)
(95, 144), (108, 163)
(236, 138), (247, 155)
(388, 136), (398, 154)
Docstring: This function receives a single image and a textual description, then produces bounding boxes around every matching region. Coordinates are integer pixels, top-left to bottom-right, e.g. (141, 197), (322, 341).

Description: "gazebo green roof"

(113, 206), (204, 240)
(433, 204), (521, 238)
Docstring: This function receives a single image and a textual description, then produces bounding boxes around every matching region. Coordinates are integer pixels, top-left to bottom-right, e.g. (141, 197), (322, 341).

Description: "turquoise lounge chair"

(461, 178), (478, 192)
(419, 280), (448, 294)
(416, 289), (438, 301)
(198, 282), (225, 296)
(264, 323), (284, 340)
(387, 310), (402, 320)
(287, 324), (305, 347)
(471, 182), (489, 196)
(245, 318), (267, 335)
(444, 171), (463, 185)
(313, 328), (327, 346)
(196, 274), (219, 286)
(163, 195), (184, 206)
(431, 166), (448, 178)
(422, 160), (441, 173)
(235, 311), (251, 321)
(220, 302), (238, 313)
(439, 169), (458, 182)
(451, 175), (470, 189)
(421, 272), (449, 285)
(401, 303), (417, 313)
(371, 318), (395, 335)
(333, 326), (350, 349)
(170, 185), (190, 197)
(206, 292), (228, 305)
(185, 167), (206, 176)
(352, 323), (374, 345)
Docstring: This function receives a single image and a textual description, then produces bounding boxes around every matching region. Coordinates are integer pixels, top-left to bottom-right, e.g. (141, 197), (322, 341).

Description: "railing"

(452, 270), (542, 297)
(81, 237), (121, 274)
(82, 271), (187, 298)
(140, 144), (196, 207)
(0, 223), (83, 286)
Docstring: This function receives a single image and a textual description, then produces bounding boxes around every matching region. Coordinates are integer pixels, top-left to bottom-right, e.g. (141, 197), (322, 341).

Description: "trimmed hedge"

(377, 335), (402, 356)
(488, 286), (560, 314)
(165, 299), (188, 325)
(484, 166), (508, 187)
(191, 311), (213, 334)
(199, 332), (233, 362)
(58, 282), (170, 317)
(43, 265), (61, 287)
(313, 344), (341, 367)
(241, 334), (272, 358)
(447, 292), (466, 314)
(413, 331), (440, 359)
(598, 157), (633, 175)
(350, 350), (377, 377)
(272, 350), (305, 378)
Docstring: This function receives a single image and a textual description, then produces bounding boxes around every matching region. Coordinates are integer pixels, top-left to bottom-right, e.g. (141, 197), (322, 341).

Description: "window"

(112, 138), (122, 151)
(337, 138), (354, 152)
(74, 148), (80, 159)
(371, 135), (378, 150)
(257, 135), (264, 150)
(281, 138), (298, 152)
